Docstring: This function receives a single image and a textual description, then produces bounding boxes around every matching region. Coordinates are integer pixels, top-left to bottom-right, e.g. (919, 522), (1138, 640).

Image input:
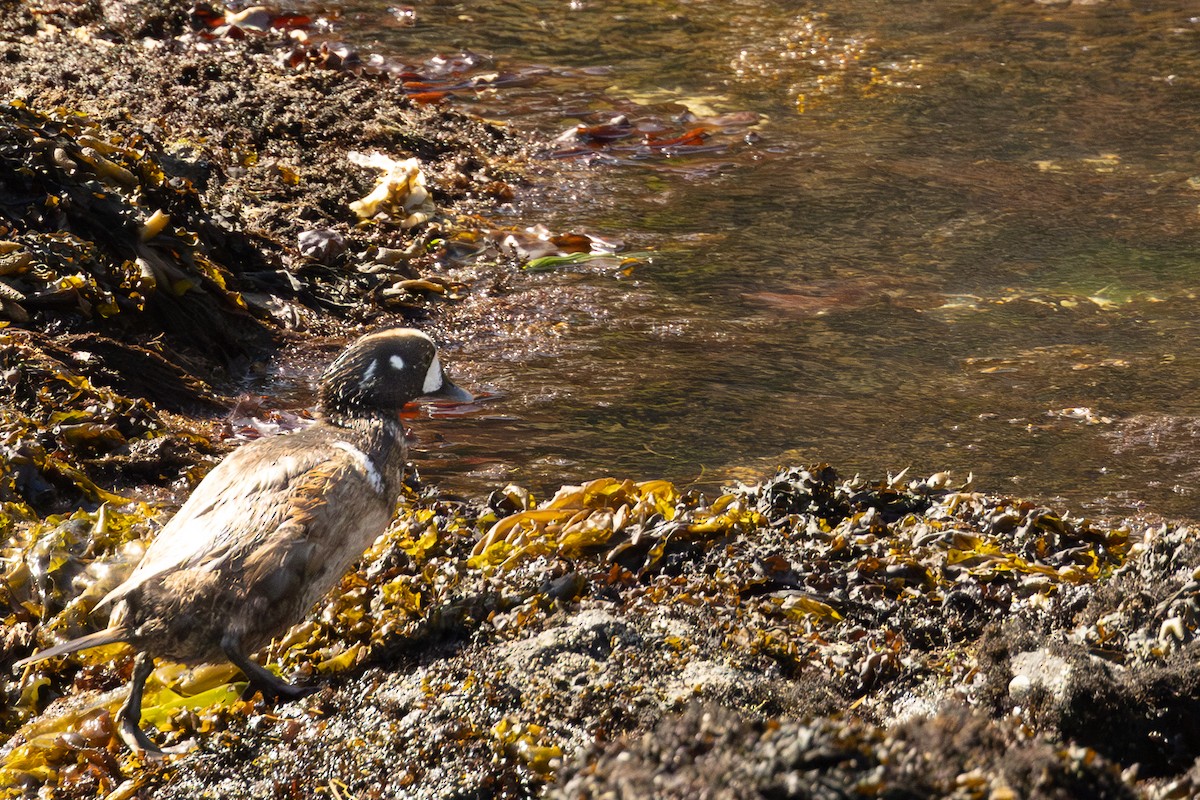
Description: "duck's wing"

(96, 432), (381, 609)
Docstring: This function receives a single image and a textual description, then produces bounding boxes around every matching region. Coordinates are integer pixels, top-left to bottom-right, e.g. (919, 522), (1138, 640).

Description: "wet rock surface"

(2, 2), (1200, 799)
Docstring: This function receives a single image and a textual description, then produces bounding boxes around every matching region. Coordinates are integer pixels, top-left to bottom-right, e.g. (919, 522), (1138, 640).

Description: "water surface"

(323, 0), (1200, 520)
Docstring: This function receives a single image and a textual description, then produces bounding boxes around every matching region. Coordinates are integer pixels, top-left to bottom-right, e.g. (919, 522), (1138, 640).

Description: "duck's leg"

(221, 633), (316, 703)
(117, 652), (163, 756)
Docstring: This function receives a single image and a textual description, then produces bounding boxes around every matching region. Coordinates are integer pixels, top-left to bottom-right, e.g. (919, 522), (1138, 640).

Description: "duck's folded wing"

(95, 437), (342, 609)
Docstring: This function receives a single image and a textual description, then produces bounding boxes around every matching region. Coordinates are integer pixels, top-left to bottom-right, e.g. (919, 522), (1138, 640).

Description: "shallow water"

(324, 0), (1200, 519)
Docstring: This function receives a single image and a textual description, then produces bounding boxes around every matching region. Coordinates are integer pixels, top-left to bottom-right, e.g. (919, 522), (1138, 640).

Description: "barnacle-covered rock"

(552, 704), (1134, 800)
(0, 464), (1185, 798)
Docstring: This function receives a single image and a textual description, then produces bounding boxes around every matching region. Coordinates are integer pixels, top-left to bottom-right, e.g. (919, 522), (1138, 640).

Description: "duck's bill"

(421, 378), (474, 404)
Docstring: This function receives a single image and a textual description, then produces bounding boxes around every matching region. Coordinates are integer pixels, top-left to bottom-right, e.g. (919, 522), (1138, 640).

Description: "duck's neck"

(324, 413), (408, 489)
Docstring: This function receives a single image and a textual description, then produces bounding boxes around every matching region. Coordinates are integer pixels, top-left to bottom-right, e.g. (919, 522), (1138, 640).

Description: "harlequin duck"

(14, 328), (472, 755)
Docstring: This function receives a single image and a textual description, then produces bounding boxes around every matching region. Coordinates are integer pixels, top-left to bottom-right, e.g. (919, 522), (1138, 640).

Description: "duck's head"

(318, 328), (472, 425)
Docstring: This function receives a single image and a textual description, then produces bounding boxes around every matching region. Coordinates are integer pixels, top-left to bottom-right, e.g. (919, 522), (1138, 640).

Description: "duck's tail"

(13, 627), (131, 670)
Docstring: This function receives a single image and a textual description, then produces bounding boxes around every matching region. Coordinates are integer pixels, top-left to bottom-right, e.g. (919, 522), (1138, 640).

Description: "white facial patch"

(359, 358), (379, 389)
(422, 354), (443, 394)
(332, 441), (385, 494)
(390, 354), (406, 371)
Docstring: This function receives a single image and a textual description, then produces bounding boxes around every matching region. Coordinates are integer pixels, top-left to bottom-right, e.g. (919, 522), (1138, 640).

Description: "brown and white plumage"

(15, 328), (471, 754)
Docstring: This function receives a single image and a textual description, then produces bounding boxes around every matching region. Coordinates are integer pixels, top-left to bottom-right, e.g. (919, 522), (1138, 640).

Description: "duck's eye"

(389, 355), (406, 371)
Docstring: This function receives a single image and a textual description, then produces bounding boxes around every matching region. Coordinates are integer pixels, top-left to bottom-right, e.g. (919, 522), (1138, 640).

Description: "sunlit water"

(306, 0), (1200, 520)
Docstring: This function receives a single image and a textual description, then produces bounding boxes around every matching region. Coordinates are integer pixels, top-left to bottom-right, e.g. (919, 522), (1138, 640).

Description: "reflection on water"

(323, 0), (1200, 520)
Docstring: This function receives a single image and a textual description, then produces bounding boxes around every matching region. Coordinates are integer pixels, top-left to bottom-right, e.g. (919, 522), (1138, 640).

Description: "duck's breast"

(114, 429), (401, 654)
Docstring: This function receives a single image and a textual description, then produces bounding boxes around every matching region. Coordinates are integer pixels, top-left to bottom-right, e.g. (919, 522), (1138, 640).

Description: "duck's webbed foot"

(117, 652), (165, 758)
(221, 634), (318, 704)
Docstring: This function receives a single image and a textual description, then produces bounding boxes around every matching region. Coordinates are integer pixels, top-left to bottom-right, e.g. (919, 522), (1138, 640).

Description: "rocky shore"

(3, 3), (1200, 799)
